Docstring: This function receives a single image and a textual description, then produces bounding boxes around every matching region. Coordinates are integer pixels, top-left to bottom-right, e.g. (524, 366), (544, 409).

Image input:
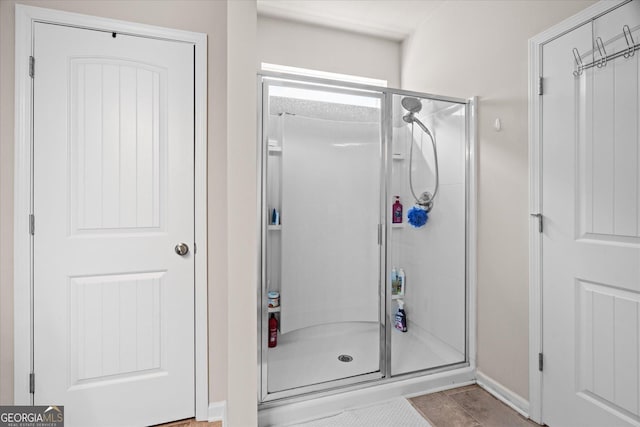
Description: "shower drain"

(337, 354), (353, 363)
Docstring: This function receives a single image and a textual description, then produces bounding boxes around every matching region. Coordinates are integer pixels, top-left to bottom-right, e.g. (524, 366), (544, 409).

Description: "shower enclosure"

(258, 73), (474, 405)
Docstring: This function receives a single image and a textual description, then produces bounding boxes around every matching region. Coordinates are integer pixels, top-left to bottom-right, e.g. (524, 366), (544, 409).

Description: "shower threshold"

(259, 363), (474, 426)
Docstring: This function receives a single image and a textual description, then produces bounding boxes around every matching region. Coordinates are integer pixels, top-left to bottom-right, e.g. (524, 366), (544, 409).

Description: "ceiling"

(256, 0), (445, 42)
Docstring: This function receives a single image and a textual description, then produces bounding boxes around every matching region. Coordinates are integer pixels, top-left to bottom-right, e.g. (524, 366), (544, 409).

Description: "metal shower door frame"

(256, 72), (474, 406)
(258, 75), (387, 403)
(381, 89), (471, 381)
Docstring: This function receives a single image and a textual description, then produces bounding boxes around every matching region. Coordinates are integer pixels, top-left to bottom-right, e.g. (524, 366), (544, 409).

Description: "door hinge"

(378, 224), (382, 245)
(530, 213), (543, 233)
(193, 242), (197, 254)
(29, 56), (35, 78)
(29, 214), (35, 235)
(538, 76), (543, 95)
(538, 353), (544, 372)
(29, 372), (35, 394)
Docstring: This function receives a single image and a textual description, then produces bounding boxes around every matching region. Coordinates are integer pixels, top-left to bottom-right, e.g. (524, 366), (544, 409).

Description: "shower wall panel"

(279, 115), (380, 333)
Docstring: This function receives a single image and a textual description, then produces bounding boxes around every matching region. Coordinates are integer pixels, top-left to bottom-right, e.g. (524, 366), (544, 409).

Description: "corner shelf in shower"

(391, 223), (405, 228)
(268, 138), (282, 154)
(268, 306), (281, 313)
(267, 225), (282, 231)
(392, 154), (405, 160)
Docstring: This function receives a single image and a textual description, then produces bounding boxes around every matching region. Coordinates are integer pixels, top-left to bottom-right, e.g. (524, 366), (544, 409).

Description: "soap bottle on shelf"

(392, 196), (403, 224)
(391, 267), (399, 297)
(397, 268), (406, 297)
(268, 313), (278, 348)
(271, 208), (280, 225)
(395, 299), (407, 332)
(267, 291), (280, 308)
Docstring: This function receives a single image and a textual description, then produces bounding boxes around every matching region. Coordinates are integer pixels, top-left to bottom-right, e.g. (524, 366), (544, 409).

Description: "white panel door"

(33, 22), (194, 427)
(541, 2), (640, 426)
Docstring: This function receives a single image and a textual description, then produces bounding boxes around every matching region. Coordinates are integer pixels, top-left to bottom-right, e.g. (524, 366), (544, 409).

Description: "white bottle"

(398, 268), (406, 297)
(391, 267), (399, 298)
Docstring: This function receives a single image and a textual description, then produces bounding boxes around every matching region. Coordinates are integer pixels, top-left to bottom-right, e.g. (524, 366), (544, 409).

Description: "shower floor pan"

(267, 321), (463, 393)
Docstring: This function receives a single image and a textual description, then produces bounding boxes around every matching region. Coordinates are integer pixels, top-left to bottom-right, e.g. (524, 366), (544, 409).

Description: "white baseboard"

(476, 371), (529, 418)
(208, 400), (227, 425)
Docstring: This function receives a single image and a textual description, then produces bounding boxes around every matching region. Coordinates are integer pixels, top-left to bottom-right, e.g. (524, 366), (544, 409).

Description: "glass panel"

(263, 81), (383, 394)
(389, 94), (467, 375)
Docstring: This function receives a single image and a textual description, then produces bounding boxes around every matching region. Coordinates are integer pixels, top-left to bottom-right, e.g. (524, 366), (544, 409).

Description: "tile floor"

(410, 384), (540, 427)
(156, 384), (539, 427)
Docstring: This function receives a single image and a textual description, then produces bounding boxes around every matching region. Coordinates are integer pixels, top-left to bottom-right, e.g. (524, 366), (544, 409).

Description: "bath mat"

(289, 397), (431, 427)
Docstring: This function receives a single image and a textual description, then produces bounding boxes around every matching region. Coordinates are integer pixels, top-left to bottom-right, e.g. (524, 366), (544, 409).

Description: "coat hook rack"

(595, 37), (607, 68)
(572, 48), (584, 76)
(623, 25), (635, 58)
(572, 25), (640, 76)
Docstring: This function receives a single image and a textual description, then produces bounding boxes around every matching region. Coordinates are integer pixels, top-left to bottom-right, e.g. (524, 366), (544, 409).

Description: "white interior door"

(33, 22), (195, 427)
(541, 2), (640, 426)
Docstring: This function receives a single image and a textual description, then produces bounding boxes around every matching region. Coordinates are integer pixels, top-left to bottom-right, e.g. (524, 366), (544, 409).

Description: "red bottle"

(392, 196), (403, 223)
(268, 314), (278, 348)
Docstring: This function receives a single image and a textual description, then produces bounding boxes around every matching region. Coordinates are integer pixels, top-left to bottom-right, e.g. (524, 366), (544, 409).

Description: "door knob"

(175, 243), (189, 256)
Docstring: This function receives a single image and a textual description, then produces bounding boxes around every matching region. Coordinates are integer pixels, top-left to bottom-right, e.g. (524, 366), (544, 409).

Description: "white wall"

(401, 0), (596, 400)
(258, 15), (401, 87)
(227, 2), (258, 425)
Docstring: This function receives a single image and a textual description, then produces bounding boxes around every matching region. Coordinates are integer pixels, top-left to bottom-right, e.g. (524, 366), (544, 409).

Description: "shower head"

(401, 97), (422, 114)
(401, 97), (422, 124)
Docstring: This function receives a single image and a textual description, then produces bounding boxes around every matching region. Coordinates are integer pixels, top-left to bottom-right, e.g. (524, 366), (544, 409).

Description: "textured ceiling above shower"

(270, 96), (380, 123)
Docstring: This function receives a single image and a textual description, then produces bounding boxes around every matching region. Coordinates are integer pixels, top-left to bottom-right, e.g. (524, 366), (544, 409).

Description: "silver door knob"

(175, 243), (189, 256)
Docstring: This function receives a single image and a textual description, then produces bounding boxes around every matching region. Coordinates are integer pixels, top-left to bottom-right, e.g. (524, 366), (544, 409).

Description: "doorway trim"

(13, 4), (209, 420)
(527, 0), (627, 423)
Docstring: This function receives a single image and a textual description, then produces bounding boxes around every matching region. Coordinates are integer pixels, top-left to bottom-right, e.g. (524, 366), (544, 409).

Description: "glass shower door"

(260, 79), (384, 400)
(388, 93), (467, 376)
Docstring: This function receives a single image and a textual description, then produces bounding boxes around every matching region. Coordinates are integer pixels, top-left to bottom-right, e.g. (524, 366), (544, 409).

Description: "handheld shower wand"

(400, 97), (439, 213)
